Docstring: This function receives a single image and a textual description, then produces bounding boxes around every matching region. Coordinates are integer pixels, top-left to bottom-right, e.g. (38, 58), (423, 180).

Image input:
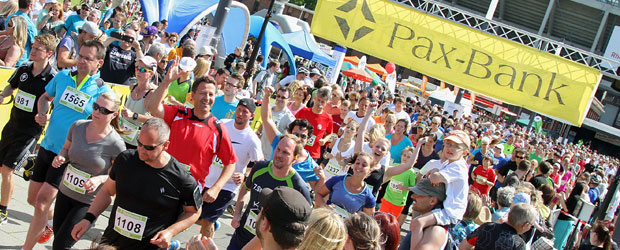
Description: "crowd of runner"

(0, 0), (619, 249)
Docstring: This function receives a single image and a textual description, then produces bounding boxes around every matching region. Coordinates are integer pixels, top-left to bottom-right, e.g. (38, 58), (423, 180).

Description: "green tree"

(289, 0), (317, 10)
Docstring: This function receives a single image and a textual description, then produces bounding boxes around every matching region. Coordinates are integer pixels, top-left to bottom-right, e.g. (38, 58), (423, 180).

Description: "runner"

(259, 87), (295, 159)
(211, 73), (243, 119)
(71, 118), (202, 249)
(0, 34), (57, 225)
(294, 86), (333, 162)
(228, 134), (312, 250)
(146, 59), (237, 202)
(50, 92), (126, 249)
(200, 99), (263, 238)
(24, 40), (110, 249)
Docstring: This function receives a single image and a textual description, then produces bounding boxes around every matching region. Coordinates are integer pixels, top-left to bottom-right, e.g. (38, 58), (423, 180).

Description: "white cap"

(137, 56), (158, 69)
(79, 21), (101, 37)
(178, 57), (197, 72)
(198, 45), (215, 56)
(45, 0), (58, 4)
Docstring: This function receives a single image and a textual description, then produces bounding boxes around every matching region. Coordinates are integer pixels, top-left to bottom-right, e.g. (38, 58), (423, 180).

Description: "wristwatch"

(132, 112), (139, 120)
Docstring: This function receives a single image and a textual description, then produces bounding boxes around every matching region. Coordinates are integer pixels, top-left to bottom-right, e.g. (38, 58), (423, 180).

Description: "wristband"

(132, 112), (139, 120)
(83, 212), (96, 223)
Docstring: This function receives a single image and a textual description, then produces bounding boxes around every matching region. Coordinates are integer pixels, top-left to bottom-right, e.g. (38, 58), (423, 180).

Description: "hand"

(422, 168), (437, 179)
(186, 235), (218, 250)
(35, 113), (50, 126)
(231, 217), (241, 229)
(202, 186), (221, 203)
(121, 108), (132, 118)
(131, 38), (141, 49)
(314, 166), (325, 180)
(232, 172), (244, 186)
(366, 102), (378, 116)
(83, 176), (103, 193)
(71, 219), (91, 241)
(429, 172), (443, 186)
(52, 155), (65, 168)
(164, 56), (181, 86)
(150, 229), (173, 249)
(263, 86), (275, 97)
(417, 137), (428, 146)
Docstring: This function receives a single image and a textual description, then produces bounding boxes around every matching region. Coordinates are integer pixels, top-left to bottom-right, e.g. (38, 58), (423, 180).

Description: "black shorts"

(0, 130), (37, 170)
(200, 189), (235, 222)
(31, 147), (65, 188)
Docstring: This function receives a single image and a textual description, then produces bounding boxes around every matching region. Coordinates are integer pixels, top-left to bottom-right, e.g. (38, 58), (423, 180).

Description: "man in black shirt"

(71, 118), (202, 249)
(0, 34), (57, 224)
(460, 203), (537, 250)
(530, 161), (552, 189)
(497, 148), (526, 185)
(100, 29), (143, 85)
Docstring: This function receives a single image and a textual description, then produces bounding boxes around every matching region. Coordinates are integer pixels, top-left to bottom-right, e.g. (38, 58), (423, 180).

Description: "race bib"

(333, 205), (351, 218)
(212, 156), (224, 169)
(324, 159), (345, 177)
(306, 135), (316, 147)
(476, 175), (487, 184)
(244, 211), (258, 235)
(62, 164), (90, 194)
(59, 86), (91, 113)
(389, 180), (404, 193)
(119, 118), (139, 142)
(114, 206), (148, 240)
(14, 89), (35, 112)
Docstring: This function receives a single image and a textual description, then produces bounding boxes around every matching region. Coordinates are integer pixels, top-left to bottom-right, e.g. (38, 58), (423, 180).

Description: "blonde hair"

(344, 212), (382, 250)
(193, 58), (210, 78)
(298, 208), (347, 250)
(49, 3), (63, 20)
(0, 0), (17, 17)
(367, 124), (386, 144)
(9, 16), (27, 53)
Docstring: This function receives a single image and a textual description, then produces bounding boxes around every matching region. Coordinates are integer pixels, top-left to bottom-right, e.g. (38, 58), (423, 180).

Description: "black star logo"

(334, 0), (375, 42)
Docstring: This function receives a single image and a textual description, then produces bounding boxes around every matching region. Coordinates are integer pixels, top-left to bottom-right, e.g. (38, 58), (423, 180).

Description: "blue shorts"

(200, 189), (235, 222)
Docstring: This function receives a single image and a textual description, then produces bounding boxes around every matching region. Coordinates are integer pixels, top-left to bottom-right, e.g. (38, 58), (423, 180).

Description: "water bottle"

(168, 240), (180, 250)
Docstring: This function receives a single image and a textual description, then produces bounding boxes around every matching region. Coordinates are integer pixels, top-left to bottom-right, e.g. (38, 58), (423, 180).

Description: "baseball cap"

(297, 67), (309, 74)
(237, 98), (256, 113)
(137, 56), (158, 70)
(310, 68), (322, 75)
(178, 57), (197, 72)
(409, 178), (446, 201)
(45, 0), (58, 4)
(259, 187), (311, 232)
(79, 21), (101, 37)
(513, 192), (531, 205)
(140, 26), (158, 36)
(198, 46), (215, 56)
(591, 174), (602, 185)
(444, 130), (471, 149)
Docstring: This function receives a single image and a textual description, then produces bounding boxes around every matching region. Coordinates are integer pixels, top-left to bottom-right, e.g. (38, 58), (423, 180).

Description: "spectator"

(344, 212), (382, 250)
(493, 186), (515, 222)
(0, 15), (27, 67)
(4, 0), (36, 66)
(449, 192), (482, 249)
(578, 220), (614, 250)
(60, 3), (89, 38)
(0, 0), (18, 31)
(555, 181), (588, 249)
(100, 28), (142, 85)
(298, 208), (347, 250)
(36, 2), (63, 38)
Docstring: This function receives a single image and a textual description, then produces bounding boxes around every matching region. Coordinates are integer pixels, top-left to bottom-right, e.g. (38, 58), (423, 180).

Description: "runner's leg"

(23, 183), (58, 250)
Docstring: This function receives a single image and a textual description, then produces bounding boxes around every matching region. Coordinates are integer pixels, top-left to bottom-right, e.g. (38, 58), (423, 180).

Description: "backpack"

(172, 107), (223, 154)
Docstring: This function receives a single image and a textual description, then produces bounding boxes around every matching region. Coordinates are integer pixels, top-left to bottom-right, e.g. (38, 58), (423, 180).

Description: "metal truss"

(391, 0), (620, 80)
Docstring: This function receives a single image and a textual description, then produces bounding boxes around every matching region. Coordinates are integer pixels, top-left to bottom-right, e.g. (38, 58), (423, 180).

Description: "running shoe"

(0, 211), (7, 225)
(38, 226), (53, 243)
(214, 220), (220, 232)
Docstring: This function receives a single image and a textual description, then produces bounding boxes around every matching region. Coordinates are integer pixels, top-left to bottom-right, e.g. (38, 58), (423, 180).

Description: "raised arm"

(261, 86), (278, 143)
(146, 56), (180, 118)
(385, 137), (426, 179)
(355, 103), (377, 153)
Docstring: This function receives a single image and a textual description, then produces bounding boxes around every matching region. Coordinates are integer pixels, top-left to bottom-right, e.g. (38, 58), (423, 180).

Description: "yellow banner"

(312, 0), (602, 126)
(0, 68), (15, 140)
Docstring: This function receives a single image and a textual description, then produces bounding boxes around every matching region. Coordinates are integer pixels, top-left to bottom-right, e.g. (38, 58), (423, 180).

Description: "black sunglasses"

(93, 103), (114, 115)
(293, 132), (308, 140)
(137, 139), (163, 150)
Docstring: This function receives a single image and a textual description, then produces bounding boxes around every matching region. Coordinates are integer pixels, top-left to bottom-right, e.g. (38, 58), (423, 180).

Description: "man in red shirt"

(295, 86), (333, 160)
(471, 155), (496, 196)
(147, 59), (237, 203)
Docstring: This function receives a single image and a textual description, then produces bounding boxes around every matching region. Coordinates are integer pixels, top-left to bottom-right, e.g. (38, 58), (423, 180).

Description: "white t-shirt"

(279, 75), (309, 87)
(205, 119), (263, 193)
(395, 110), (409, 121)
(323, 138), (356, 181)
(419, 159), (469, 221)
(343, 111), (376, 132)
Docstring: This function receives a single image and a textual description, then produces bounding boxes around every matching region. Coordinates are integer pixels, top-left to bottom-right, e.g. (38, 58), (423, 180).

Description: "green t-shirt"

(502, 143), (515, 156)
(383, 168), (416, 206)
(529, 152), (542, 163)
(167, 79), (192, 104)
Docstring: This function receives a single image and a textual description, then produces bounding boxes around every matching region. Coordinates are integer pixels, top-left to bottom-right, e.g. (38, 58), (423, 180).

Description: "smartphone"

(110, 31), (134, 43)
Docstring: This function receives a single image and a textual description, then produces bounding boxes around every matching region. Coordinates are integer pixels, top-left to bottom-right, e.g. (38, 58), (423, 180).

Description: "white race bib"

(306, 135), (316, 147)
(59, 86), (91, 113)
(14, 89), (36, 112)
(119, 118), (140, 142)
(324, 159), (345, 178)
(114, 206), (148, 240)
(62, 164), (90, 194)
(333, 205), (351, 218)
(389, 180), (404, 194)
(212, 156), (224, 169)
(244, 211), (258, 235)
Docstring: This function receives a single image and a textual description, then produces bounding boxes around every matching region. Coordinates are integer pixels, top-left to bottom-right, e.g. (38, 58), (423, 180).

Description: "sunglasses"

(275, 95), (288, 99)
(515, 155), (526, 159)
(293, 133), (308, 140)
(137, 139), (163, 150)
(135, 66), (153, 73)
(93, 102), (114, 115)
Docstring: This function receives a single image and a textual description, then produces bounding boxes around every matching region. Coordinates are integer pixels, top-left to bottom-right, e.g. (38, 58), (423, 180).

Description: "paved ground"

(1, 169), (411, 249)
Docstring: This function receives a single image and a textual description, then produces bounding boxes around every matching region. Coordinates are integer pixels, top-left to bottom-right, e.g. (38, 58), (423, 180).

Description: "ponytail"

(111, 115), (129, 135)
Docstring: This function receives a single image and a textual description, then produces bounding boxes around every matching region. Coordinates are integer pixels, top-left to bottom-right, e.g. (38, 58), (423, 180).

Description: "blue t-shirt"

(40, 70), (111, 154)
(270, 135), (319, 182)
(63, 15), (86, 37)
(589, 187), (599, 204)
(386, 134), (413, 164)
(211, 95), (238, 119)
(5, 11), (37, 66)
(326, 175), (376, 214)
